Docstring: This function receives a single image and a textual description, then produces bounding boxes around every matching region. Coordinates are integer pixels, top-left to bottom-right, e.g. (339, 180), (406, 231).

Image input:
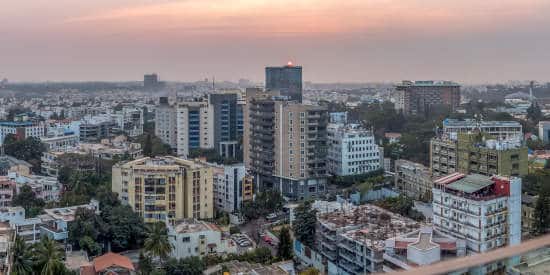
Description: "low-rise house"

(168, 219), (237, 259)
(80, 252), (135, 275)
(0, 177), (14, 207)
(38, 200), (100, 242)
(9, 172), (62, 202)
(0, 222), (13, 274)
(0, 155), (32, 176)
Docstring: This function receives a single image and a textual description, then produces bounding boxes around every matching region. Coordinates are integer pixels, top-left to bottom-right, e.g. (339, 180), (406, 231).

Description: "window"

(182, 236), (191, 242)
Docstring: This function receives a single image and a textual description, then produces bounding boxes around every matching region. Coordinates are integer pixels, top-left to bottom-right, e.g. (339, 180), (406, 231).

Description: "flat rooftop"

(445, 174), (495, 194)
(396, 80), (460, 87)
(443, 118), (521, 128)
(319, 204), (420, 248)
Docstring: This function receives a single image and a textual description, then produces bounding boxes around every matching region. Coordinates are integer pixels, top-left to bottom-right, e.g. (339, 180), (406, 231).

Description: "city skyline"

(2, 0), (550, 83)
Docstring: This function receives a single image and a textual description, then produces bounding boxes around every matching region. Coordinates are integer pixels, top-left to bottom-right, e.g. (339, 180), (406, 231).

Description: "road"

(239, 218), (278, 256)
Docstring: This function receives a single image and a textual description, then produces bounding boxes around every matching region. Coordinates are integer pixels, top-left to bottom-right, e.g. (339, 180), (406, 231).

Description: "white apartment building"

(41, 133), (79, 151)
(0, 121), (46, 145)
(111, 107), (144, 137)
(432, 173), (521, 253)
(175, 101), (214, 157)
(442, 119), (523, 141)
(538, 121), (550, 143)
(155, 97), (178, 149)
(211, 163), (253, 214)
(168, 219), (237, 259)
(327, 123), (382, 176)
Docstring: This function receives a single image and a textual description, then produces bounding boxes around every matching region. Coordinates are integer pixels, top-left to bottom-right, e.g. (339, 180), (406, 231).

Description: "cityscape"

(2, 1), (550, 275)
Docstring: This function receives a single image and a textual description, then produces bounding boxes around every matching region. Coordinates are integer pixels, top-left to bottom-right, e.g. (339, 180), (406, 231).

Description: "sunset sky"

(2, 0), (550, 83)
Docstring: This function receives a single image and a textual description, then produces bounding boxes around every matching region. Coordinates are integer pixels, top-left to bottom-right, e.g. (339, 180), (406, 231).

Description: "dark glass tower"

(265, 63), (302, 102)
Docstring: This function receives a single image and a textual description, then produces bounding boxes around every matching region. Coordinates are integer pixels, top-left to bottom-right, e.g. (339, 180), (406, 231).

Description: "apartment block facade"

(247, 94), (328, 199)
(112, 156), (214, 224)
(394, 159), (432, 201)
(155, 97), (178, 149)
(432, 173), (521, 253)
(431, 133), (528, 177)
(175, 101), (214, 157)
(395, 81), (460, 116)
(327, 123), (382, 176)
(208, 92), (244, 159)
(212, 163), (253, 214)
(272, 101), (329, 200)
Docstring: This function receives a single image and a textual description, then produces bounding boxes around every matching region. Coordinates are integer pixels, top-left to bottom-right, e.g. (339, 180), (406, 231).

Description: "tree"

(102, 205), (146, 252)
(534, 185), (550, 235)
(12, 185), (45, 218)
(33, 237), (66, 275)
(277, 226), (293, 260)
(3, 135), (46, 173)
(293, 201), (317, 247)
(527, 102), (543, 122)
(68, 208), (107, 256)
(79, 236), (102, 257)
(300, 267), (320, 275)
(165, 257), (205, 275)
(144, 222), (173, 262)
(143, 134), (153, 157)
(241, 190), (284, 220)
(138, 252), (154, 275)
(11, 237), (33, 275)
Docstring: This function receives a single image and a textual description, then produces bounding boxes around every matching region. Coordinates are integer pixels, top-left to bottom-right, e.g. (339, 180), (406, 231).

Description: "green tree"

(165, 257), (205, 275)
(293, 201), (317, 247)
(3, 135), (46, 173)
(68, 208), (107, 256)
(534, 186), (550, 235)
(138, 252), (153, 275)
(102, 205), (146, 252)
(300, 267), (320, 275)
(11, 237), (33, 275)
(12, 185), (46, 218)
(241, 190), (284, 220)
(79, 236), (102, 257)
(33, 237), (65, 275)
(277, 226), (293, 260)
(144, 222), (173, 262)
(143, 134), (153, 157)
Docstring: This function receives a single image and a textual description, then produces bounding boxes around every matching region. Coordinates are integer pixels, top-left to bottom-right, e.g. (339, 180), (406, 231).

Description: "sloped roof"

(92, 252), (135, 272)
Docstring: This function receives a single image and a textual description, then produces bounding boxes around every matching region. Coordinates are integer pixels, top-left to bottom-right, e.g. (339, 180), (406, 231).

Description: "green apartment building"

(456, 133), (527, 177)
(431, 133), (528, 177)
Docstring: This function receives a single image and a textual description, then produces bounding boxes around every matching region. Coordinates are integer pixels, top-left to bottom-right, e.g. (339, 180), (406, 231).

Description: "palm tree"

(11, 237), (33, 275)
(143, 222), (173, 263)
(34, 237), (65, 275)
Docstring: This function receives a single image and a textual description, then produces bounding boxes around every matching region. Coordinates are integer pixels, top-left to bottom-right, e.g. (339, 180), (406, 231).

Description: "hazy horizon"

(3, 0), (550, 83)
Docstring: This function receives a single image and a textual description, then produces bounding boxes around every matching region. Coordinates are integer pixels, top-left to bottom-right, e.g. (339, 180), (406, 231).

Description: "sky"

(2, 0), (550, 83)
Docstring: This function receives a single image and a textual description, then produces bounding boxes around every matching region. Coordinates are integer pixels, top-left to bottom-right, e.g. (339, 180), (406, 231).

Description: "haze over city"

(3, 0), (550, 83)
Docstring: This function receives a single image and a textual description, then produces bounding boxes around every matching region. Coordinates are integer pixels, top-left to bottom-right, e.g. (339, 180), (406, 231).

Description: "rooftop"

(397, 80), (460, 87)
(319, 204), (420, 249)
(171, 219), (221, 234)
(443, 118), (521, 128)
(445, 174), (495, 194)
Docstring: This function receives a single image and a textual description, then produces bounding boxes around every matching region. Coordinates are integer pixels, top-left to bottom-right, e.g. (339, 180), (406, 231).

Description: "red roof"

(92, 252), (135, 273)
